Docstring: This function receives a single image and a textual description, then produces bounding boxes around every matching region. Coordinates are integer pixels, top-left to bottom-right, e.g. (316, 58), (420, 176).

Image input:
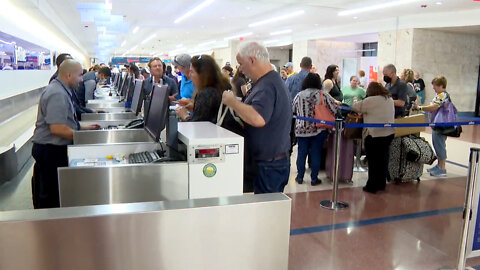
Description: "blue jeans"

(417, 90), (425, 104)
(296, 131), (328, 182)
(254, 157), (290, 194)
(432, 129), (447, 160)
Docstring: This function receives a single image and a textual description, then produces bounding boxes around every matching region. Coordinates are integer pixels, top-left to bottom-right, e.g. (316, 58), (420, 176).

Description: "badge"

(203, 163), (217, 178)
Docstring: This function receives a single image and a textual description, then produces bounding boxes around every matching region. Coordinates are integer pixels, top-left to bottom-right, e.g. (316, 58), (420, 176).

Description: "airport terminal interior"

(1, 0), (480, 269)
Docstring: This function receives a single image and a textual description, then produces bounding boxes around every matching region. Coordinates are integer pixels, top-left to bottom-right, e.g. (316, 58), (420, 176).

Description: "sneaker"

(430, 168), (447, 177)
(295, 178), (303, 184)
(311, 179), (322, 186)
(427, 165), (439, 173)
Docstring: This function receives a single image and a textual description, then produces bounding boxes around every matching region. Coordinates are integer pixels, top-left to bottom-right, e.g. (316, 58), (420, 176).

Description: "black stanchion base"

(320, 200), (349, 210)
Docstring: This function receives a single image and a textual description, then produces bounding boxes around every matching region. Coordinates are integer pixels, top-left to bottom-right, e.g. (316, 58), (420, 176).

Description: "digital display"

(195, 148), (220, 159)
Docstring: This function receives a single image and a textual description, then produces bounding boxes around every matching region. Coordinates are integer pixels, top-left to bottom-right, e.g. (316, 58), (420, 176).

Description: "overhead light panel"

(132, 26), (139, 33)
(263, 39), (279, 45)
(198, 40), (216, 47)
(174, 0), (215, 24)
(338, 0), (420, 16)
(141, 33), (156, 44)
(249, 10), (304, 27)
(224, 32), (253, 41)
(104, 0), (112, 10)
(270, 29), (292, 36)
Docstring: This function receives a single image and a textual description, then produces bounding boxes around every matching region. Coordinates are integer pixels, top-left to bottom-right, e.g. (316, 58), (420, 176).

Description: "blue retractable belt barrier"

(294, 116), (480, 129)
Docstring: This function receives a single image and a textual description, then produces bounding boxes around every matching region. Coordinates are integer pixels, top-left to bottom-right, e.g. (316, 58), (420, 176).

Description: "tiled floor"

(1, 125), (479, 269)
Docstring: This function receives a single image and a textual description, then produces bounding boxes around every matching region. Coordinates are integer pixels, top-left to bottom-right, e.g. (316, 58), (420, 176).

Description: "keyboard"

(128, 150), (164, 164)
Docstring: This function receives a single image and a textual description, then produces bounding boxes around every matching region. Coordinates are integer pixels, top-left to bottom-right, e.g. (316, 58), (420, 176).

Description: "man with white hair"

(222, 41), (292, 194)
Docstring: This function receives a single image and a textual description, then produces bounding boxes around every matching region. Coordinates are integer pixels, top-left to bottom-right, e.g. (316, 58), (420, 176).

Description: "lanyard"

(54, 79), (80, 129)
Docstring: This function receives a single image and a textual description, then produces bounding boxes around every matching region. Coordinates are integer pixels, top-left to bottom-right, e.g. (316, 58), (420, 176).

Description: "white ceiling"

(18, 0), (480, 61)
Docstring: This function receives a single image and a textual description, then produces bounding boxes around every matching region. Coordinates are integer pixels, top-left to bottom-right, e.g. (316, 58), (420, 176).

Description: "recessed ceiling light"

(198, 40), (216, 47)
(314, 23), (319, 26)
(263, 39), (279, 45)
(353, 16), (358, 19)
(224, 32), (253, 40)
(338, 0), (420, 16)
(270, 29), (292, 36)
(174, 0), (215, 24)
(141, 34), (156, 45)
(246, 6), (251, 10)
(249, 10), (305, 27)
(435, 1), (443, 4)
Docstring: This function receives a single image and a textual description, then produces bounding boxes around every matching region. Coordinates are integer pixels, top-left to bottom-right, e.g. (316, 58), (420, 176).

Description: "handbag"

(217, 102), (245, 136)
(344, 112), (363, 139)
(314, 91), (335, 129)
(430, 94), (462, 137)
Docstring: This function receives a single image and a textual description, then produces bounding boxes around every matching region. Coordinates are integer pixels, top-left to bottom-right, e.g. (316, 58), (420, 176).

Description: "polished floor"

(0, 125), (479, 269)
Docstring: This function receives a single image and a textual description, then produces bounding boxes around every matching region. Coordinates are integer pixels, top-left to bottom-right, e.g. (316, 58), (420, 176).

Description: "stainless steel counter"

(86, 102), (125, 109)
(81, 112), (138, 121)
(58, 162), (189, 207)
(73, 129), (152, 144)
(0, 193), (291, 270)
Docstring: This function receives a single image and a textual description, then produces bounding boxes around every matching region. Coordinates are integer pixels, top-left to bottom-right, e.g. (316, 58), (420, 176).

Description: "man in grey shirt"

(31, 59), (99, 209)
(383, 64), (408, 118)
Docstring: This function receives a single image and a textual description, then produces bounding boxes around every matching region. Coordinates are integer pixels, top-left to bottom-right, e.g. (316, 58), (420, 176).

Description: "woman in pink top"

(352, 82), (395, 193)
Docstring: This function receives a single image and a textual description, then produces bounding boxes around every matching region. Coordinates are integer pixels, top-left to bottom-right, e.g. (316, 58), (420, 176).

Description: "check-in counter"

(87, 98), (122, 104)
(94, 95), (122, 100)
(86, 102), (128, 113)
(74, 128), (152, 144)
(81, 112), (138, 121)
(79, 119), (138, 128)
(0, 193), (291, 270)
(59, 122), (244, 207)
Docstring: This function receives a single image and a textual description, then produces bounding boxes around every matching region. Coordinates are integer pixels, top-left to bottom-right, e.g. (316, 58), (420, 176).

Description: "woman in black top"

(324, 64), (343, 101)
(176, 54), (231, 123)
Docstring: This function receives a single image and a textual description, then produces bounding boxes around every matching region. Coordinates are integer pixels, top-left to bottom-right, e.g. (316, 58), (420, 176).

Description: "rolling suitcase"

(325, 132), (355, 183)
(388, 136), (426, 183)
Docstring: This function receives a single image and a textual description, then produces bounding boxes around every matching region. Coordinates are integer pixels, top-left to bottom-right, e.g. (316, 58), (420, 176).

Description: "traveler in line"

(383, 64), (408, 118)
(176, 54), (230, 123)
(324, 65), (343, 101)
(222, 42), (292, 194)
(414, 76), (450, 177)
(352, 82), (395, 193)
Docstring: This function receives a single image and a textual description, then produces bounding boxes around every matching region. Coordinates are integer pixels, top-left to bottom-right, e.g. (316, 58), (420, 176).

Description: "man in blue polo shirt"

(222, 41), (292, 194)
(172, 53), (195, 99)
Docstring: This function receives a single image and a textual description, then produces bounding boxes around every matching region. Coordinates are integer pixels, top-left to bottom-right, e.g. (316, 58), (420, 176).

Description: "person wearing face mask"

(31, 59), (100, 209)
(382, 64), (408, 118)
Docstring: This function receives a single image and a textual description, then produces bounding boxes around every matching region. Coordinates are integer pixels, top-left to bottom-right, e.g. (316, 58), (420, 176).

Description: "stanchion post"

(320, 118), (349, 210)
(457, 148), (480, 270)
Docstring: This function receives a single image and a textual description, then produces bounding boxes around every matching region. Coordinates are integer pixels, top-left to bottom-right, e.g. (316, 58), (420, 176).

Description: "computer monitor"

(112, 73), (119, 88)
(115, 73), (121, 90)
(120, 76), (131, 97)
(130, 79), (145, 115)
(126, 78), (136, 103)
(144, 84), (169, 142)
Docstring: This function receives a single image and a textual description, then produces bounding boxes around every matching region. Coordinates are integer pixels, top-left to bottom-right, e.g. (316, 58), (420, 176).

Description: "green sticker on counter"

(203, 163), (217, 178)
